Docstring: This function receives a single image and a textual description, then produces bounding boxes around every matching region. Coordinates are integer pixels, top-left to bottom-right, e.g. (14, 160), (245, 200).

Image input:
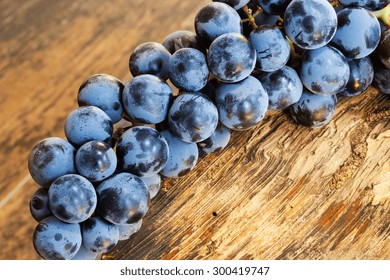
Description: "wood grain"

(0, 0), (389, 260)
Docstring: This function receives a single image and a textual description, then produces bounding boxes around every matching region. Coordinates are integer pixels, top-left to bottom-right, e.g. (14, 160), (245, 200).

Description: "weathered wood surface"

(0, 0), (389, 260)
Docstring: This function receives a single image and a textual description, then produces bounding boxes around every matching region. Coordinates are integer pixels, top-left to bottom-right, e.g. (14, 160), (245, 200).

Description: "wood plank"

(0, 0), (388, 260)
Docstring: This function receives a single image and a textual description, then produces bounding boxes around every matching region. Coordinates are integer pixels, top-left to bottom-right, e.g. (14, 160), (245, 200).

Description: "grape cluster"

(28, 0), (390, 260)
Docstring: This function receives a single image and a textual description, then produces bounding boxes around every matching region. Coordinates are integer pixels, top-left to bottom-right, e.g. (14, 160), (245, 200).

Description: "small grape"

(71, 245), (100, 260)
(129, 42), (171, 80)
(30, 188), (52, 222)
(208, 32), (256, 83)
(168, 48), (209, 91)
(162, 30), (205, 54)
(215, 75), (268, 130)
(28, 137), (76, 188)
(77, 74), (124, 124)
(33, 216), (82, 260)
(122, 74), (173, 124)
(168, 92), (219, 143)
(257, 0), (293, 15)
(197, 123), (231, 155)
(75, 141), (117, 182)
(377, 28), (390, 69)
(116, 126), (169, 177)
(373, 67), (390, 94)
(194, 2), (243, 48)
(339, 57), (374, 97)
(48, 174), (97, 224)
(64, 106), (113, 147)
(81, 216), (119, 253)
(160, 130), (199, 178)
(96, 173), (150, 225)
(289, 89), (338, 128)
(141, 174), (161, 199)
(117, 219), (143, 241)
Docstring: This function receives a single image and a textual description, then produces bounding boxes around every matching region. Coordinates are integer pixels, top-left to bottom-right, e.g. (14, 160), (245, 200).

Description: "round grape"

(162, 30), (205, 54)
(141, 174), (161, 199)
(215, 75), (268, 130)
(77, 74), (124, 123)
(339, 57), (374, 96)
(30, 188), (52, 222)
(197, 123), (231, 155)
(28, 137), (76, 188)
(117, 219), (142, 241)
(212, 0), (250, 10)
(48, 174), (97, 223)
(75, 141), (117, 182)
(129, 42), (171, 80)
(116, 126), (169, 177)
(64, 106), (113, 147)
(208, 32), (256, 83)
(33, 216), (82, 260)
(96, 173), (150, 224)
(168, 92), (219, 143)
(122, 74), (173, 124)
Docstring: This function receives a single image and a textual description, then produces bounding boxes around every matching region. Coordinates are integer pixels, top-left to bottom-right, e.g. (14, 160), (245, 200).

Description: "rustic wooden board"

(0, 0), (389, 260)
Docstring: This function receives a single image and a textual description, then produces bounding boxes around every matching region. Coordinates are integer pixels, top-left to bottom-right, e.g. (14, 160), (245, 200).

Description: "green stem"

(373, 4), (390, 27)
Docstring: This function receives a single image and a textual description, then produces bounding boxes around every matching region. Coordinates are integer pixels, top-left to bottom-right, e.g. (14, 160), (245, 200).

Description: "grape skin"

(289, 89), (338, 128)
(197, 123), (231, 155)
(215, 75), (268, 130)
(249, 25), (291, 72)
(162, 30), (206, 54)
(208, 32), (257, 83)
(212, 0), (251, 10)
(122, 74), (173, 124)
(331, 7), (381, 59)
(168, 92), (219, 143)
(256, 65), (303, 110)
(257, 0), (293, 15)
(284, 0), (338, 49)
(116, 126), (169, 177)
(33, 216), (82, 260)
(48, 174), (97, 224)
(338, 0), (390, 10)
(194, 2), (243, 48)
(339, 57), (374, 96)
(168, 48), (209, 91)
(300, 45), (350, 95)
(96, 173), (150, 225)
(28, 137), (76, 188)
(77, 74), (124, 124)
(30, 188), (52, 222)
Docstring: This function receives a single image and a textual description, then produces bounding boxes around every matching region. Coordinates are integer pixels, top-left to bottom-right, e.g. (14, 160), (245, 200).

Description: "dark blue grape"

(212, 0), (250, 10)
(168, 92), (219, 143)
(77, 74), (124, 124)
(162, 30), (206, 54)
(81, 216), (119, 253)
(48, 174), (97, 223)
(215, 75), (268, 130)
(75, 141), (117, 182)
(208, 32), (256, 83)
(30, 188), (52, 222)
(373, 67), (390, 94)
(300, 45), (350, 95)
(28, 137), (76, 188)
(65, 106), (113, 147)
(118, 219), (142, 241)
(129, 42), (171, 80)
(116, 126), (169, 177)
(331, 7), (381, 59)
(168, 48), (209, 91)
(96, 172), (150, 224)
(339, 0), (389, 10)
(141, 174), (161, 199)
(256, 66), (303, 110)
(194, 2), (243, 48)
(71, 245), (100, 260)
(339, 57), (374, 96)
(289, 88), (338, 128)
(257, 0), (293, 15)
(284, 0), (337, 49)
(197, 123), (231, 155)
(249, 25), (291, 72)
(378, 28), (390, 69)
(122, 74), (173, 124)
(33, 216), (82, 260)
(160, 130), (199, 178)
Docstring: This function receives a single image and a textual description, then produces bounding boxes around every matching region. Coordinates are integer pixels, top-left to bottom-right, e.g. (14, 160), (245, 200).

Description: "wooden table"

(0, 0), (389, 260)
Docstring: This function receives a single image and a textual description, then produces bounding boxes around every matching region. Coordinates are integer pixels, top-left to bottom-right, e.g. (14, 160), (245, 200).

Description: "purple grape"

(96, 173), (150, 225)
(141, 174), (161, 199)
(197, 123), (231, 155)
(339, 57), (374, 96)
(162, 30), (205, 54)
(33, 216), (82, 260)
(30, 188), (52, 222)
(28, 137), (76, 188)
(117, 219), (142, 241)
(212, 0), (251, 10)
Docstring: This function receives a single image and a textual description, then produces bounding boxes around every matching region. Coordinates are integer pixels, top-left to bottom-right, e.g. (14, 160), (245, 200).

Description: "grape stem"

(242, 5), (263, 30)
(373, 4), (390, 27)
(329, 0), (341, 6)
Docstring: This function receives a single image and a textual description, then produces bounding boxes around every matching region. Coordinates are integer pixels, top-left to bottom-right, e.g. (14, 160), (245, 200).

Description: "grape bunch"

(28, 0), (390, 260)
